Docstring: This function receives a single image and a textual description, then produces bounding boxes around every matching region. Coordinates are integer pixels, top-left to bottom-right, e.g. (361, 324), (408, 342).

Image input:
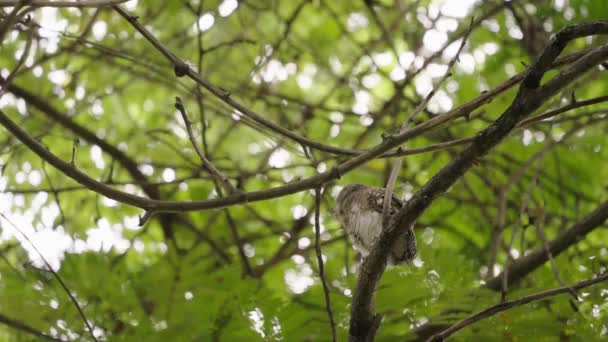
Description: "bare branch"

(2, 79), (181, 240)
(486, 200), (608, 290)
(382, 18), (474, 226)
(501, 148), (544, 302)
(175, 96), (237, 195)
(0, 312), (66, 341)
(0, 0), (129, 7)
(413, 199), (608, 340)
(2, 47), (607, 218)
(349, 21), (608, 341)
(224, 209), (254, 277)
(428, 273), (608, 341)
(0, 23), (33, 97)
(0, 214), (98, 342)
(314, 188), (337, 342)
(111, 5), (590, 159)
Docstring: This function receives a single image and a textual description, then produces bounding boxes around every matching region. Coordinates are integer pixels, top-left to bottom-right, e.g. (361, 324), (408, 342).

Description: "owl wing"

(367, 188), (404, 216)
(367, 188), (417, 265)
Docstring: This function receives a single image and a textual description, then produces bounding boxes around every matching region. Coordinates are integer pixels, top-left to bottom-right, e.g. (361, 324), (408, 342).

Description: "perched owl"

(334, 184), (417, 266)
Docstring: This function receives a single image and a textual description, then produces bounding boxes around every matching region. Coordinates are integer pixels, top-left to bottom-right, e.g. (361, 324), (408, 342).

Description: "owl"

(334, 184), (417, 266)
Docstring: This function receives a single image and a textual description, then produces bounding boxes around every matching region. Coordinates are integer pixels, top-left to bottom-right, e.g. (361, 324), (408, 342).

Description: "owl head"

(334, 183), (366, 217)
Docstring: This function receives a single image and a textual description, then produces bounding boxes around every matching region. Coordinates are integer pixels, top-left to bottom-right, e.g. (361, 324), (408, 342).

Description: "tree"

(0, 0), (607, 341)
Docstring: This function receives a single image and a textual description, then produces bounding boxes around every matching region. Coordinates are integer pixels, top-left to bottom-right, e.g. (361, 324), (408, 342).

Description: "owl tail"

(387, 227), (417, 266)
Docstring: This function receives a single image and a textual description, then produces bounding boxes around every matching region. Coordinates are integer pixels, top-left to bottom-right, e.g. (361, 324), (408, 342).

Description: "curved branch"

(2, 51), (607, 216)
(2, 79), (180, 240)
(485, 201), (608, 290)
(349, 21), (608, 341)
(111, 4), (588, 158)
(0, 92), (504, 212)
(0, 214), (98, 341)
(3, 80), (160, 198)
(0, 312), (66, 341)
(0, 0), (128, 7)
(428, 273), (608, 341)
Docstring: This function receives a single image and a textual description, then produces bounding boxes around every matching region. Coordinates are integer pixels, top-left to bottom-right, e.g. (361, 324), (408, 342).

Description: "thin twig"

(382, 17), (474, 226)
(499, 122), (586, 300)
(224, 209), (254, 277)
(501, 153), (544, 302)
(428, 273), (608, 341)
(0, 20), (33, 98)
(486, 119), (594, 276)
(534, 195), (580, 302)
(0, 312), (66, 341)
(0, 0), (30, 44)
(314, 187), (337, 342)
(41, 162), (66, 226)
(349, 22), (608, 342)
(486, 200), (608, 290)
(174, 96), (237, 195)
(175, 94), (251, 277)
(0, 0), (128, 7)
(0, 214), (98, 342)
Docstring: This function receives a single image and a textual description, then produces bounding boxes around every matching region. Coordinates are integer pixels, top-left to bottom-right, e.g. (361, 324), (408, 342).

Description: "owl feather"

(335, 184), (417, 265)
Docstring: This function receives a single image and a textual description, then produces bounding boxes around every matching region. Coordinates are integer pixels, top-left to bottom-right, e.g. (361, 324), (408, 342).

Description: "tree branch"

(111, 4), (589, 158)
(175, 96), (237, 195)
(412, 199), (608, 340)
(486, 200), (608, 290)
(428, 273), (608, 341)
(0, 0), (128, 7)
(0, 214), (98, 341)
(1, 26), (605, 223)
(0, 312), (66, 341)
(314, 187), (337, 342)
(383, 18), (473, 225)
(348, 21), (608, 341)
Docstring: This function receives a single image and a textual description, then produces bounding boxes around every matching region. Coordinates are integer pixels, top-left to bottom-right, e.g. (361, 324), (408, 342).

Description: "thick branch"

(412, 199), (608, 340)
(485, 201), (608, 290)
(349, 21), (608, 341)
(3, 80), (180, 240)
(111, 4), (587, 158)
(4, 81), (159, 198)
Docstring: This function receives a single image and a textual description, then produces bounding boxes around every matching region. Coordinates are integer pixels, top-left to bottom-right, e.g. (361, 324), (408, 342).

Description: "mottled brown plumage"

(334, 184), (417, 265)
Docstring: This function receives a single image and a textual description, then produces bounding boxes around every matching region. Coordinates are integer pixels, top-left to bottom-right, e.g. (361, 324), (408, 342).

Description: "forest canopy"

(0, 0), (607, 341)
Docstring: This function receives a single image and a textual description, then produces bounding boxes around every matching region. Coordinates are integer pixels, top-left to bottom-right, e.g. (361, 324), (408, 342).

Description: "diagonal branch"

(3, 79), (179, 240)
(486, 200), (608, 290)
(175, 96), (237, 195)
(111, 4), (589, 158)
(1, 24), (606, 219)
(0, 214), (98, 341)
(314, 187), (337, 342)
(428, 272), (608, 341)
(0, 0), (128, 7)
(382, 18), (473, 225)
(412, 199), (608, 340)
(348, 21), (608, 341)
(0, 312), (66, 341)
